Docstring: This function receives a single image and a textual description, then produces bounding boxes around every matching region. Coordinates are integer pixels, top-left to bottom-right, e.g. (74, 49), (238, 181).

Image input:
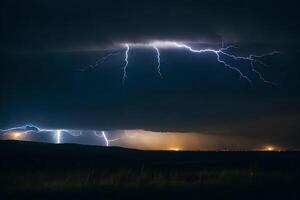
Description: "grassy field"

(1, 140), (300, 199)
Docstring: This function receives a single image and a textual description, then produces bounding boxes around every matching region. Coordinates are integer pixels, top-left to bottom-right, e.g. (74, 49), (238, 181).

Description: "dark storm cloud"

(1, 0), (299, 53)
(1, 0), (300, 148)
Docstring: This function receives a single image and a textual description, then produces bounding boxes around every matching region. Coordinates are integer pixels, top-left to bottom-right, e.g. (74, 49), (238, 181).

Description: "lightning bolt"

(77, 52), (121, 72)
(118, 41), (280, 85)
(0, 124), (82, 144)
(248, 52), (281, 85)
(122, 44), (130, 85)
(101, 131), (109, 146)
(56, 130), (61, 144)
(0, 124), (38, 133)
(172, 42), (273, 83)
(152, 45), (162, 78)
(1, 124), (128, 147)
(94, 131), (120, 146)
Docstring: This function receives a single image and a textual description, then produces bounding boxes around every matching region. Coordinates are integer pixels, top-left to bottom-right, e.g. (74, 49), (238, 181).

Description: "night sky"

(1, 0), (300, 149)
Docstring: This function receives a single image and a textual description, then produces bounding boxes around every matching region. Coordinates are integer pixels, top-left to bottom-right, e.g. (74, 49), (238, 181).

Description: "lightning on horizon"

(0, 124), (82, 144)
(94, 131), (121, 146)
(0, 124), (124, 146)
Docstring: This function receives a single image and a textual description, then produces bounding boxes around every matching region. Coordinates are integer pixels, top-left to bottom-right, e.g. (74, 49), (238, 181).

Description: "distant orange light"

(168, 147), (181, 151)
(10, 132), (22, 140)
(264, 145), (275, 151)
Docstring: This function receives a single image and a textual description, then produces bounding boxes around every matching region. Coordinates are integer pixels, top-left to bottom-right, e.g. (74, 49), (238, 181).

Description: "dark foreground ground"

(1, 140), (300, 199)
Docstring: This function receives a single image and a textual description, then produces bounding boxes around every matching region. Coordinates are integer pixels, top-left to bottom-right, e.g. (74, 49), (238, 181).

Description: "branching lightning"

(0, 124), (40, 134)
(0, 124), (80, 144)
(116, 41), (280, 85)
(248, 52), (281, 85)
(0, 124), (124, 147)
(79, 40), (279, 85)
(171, 43), (250, 81)
(94, 131), (120, 146)
(171, 42), (280, 84)
(0, 123), (143, 148)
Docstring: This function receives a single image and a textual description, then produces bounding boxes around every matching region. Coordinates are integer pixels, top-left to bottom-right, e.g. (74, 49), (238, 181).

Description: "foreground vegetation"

(1, 141), (300, 199)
